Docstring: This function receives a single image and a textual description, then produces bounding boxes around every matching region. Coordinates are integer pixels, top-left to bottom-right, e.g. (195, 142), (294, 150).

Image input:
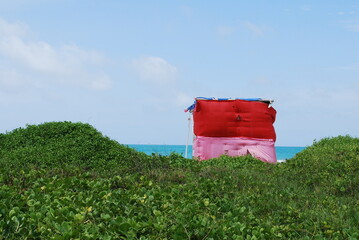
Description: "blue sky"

(0, 1), (358, 146)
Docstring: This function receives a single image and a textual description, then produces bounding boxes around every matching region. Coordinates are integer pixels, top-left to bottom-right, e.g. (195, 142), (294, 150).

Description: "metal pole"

(185, 114), (191, 158)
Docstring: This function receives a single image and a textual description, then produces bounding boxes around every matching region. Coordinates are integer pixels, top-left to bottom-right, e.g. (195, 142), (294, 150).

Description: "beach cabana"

(185, 97), (277, 163)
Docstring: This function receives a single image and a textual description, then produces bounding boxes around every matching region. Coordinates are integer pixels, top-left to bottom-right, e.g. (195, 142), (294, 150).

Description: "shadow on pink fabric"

(193, 136), (277, 163)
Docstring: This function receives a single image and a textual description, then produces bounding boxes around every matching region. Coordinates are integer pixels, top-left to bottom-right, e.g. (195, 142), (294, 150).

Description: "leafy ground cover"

(0, 122), (358, 239)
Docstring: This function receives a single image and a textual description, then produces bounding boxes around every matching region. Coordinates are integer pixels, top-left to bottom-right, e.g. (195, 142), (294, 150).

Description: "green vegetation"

(0, 122), (358, 239)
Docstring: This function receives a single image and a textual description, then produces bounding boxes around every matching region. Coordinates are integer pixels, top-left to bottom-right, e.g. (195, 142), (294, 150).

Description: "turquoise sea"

(128, 145), (305, 161)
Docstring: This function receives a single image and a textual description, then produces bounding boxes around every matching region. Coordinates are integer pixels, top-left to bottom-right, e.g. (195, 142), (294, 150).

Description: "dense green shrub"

(0, 122), (153, 175)
(0, 122), (358, 239)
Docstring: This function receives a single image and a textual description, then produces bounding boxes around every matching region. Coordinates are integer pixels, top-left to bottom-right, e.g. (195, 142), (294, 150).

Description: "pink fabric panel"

(193, 136), (277, 163)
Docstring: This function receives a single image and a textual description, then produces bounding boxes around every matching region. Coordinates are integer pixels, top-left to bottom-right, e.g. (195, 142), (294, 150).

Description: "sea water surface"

(128, 145), (305, 161)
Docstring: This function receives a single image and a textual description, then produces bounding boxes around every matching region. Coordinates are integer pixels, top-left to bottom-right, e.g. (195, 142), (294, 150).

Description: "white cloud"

(216, 25), (235, 37)
(337, 9), (357, 15)
(130, 56), (191, 110)
(243, 21), (270, 36)
(132, 56), (178, 84)
(89, 74), (112, 90)
(179, 5), (194, 19)
(0, 69), (18, 87)
(0, 18), (28, 36)
(300, 6), (312, 11)
(340, 20), (359, 32)
(0, 18), (111, 90)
